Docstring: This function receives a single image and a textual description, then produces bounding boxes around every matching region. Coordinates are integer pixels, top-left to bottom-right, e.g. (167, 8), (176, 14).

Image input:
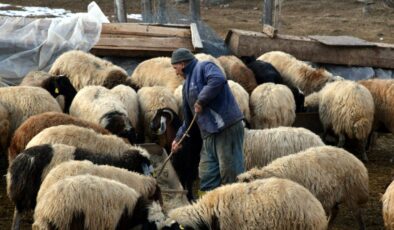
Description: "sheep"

(129, 57), (184, 92)
(318, 80), (374, 161)
(237, 145), (369, 230)
(110, 84), (140, 131)
(7, 143), (152, 230)
(137, 86), (179, 143)
(167, 177), (328, 230)
(218, 55), (257, 94)
(69, 85), (137, 144)
(49, 50), (128, 90)
(36, 160), (161, 203)
(227, 80), (251, 124)
(173, 84), (184, 119)
(194, 53), (226, 77)
(358, 79), (394, 148)
(304, 91), (321, 112)
(250, 83), (295, 129)
(0, 86), (62, 152)
(243, 127), (325, 170)
(33, 175), (174, 230)
(19, 71), (77, 113)
(382, 180), (394, 230)
(8, 112), (112, 163)
(257, 51), (343, 95)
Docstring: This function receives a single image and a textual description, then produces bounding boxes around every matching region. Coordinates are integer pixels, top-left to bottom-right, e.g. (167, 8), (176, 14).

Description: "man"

(170, 48), (244, 193)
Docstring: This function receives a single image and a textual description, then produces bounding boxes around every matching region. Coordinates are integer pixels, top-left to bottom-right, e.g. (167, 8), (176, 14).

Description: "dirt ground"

(0, 0), (394, 229)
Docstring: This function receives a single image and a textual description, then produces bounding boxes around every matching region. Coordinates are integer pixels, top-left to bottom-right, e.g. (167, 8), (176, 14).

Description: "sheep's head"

(41, 75), (77, 113)
(150, 108), (176, 136)
(101, 111), (137, 144)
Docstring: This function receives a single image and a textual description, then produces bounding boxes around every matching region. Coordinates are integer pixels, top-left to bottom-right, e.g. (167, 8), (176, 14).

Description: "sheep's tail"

(353, 118), (372, 140)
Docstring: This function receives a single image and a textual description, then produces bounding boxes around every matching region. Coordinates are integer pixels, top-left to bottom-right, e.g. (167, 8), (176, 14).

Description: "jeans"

(199, 120), (244, 191)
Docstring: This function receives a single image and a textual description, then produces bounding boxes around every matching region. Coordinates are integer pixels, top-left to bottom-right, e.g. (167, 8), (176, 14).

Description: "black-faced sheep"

(243, 127), (325, 170)
(0, 86), (62, 152)
(130, 57), (184, 92)
(238, 145), (369, 230)
(137, 86), (179, 143)
(20, 71), (77, 113)
(358, 79), (394, 148)
(36, 160), (161, 204)
(33, 175), (175, 230)
(318, 80), (374, 161)
(8, 111), (112, 163)
(7, 143), (152, 230)
(258, 51), (343, 95)
(168, 177), (328, 230)
(250, 83), (295, 129)
(241, 55), (306, 113)
(382, 180), (394, 230)
(69, 85), (137, 144)
(218, 55), (257, 94)
(49, 50), (128, 90)
(228, 80), (251, 124)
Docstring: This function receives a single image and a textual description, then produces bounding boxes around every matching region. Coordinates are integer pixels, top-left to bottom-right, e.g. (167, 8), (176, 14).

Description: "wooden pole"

(262, 0), (274, 25)
(157, 0), (167, 24)
(142, 0), (153, 23)
(114, 0), (127, 23)
(190, 0), (201, 22)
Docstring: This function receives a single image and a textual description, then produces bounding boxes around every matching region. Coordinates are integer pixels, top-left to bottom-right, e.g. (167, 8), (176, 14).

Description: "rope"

(155, 113), (197, 178)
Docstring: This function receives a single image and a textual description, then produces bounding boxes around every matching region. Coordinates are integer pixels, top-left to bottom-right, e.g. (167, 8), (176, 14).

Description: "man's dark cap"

(171, 48), (195, 64)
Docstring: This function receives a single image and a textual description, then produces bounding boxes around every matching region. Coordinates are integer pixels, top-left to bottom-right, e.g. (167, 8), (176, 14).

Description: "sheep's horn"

(162, 108), (174, 122)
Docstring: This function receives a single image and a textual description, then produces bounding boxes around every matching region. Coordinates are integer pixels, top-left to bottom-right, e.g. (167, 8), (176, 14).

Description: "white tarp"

(0, 1), (109, 85)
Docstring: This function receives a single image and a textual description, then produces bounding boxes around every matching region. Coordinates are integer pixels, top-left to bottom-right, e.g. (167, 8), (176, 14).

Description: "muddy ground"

(0, 0), (394, 229)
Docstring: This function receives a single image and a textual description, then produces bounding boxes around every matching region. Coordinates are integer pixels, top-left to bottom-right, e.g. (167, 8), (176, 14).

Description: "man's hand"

(171, 140), (182, 153)
(194, 102), (202, 114)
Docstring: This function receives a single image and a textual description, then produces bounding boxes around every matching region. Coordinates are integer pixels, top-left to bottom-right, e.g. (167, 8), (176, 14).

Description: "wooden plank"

(190, 23), (203, 50)
(95, 36), (193, 49)
(226, 29), (394, 69)
(309, 35), (376, 47)
(101, 23), (191, 37)
(90, 47), (177, 57)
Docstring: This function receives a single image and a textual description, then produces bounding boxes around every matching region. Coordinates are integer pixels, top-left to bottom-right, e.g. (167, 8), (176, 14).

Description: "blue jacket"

(175, 58), (244, 139)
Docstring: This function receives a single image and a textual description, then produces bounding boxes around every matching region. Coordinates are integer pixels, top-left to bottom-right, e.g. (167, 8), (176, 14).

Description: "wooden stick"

(114, 0), (127, 23)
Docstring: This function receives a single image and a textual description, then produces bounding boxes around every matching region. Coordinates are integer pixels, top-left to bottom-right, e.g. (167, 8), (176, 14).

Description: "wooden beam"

(190, 0), (201, 22)
(95, 36), (193, 49)
(101, 23), (191, 37)
(225, 29), (394, 69)
(114, 0), (127, 23)
(142, 0), (153, 23)
(190, 23), (203, 50)
(157, 0), (167, 24)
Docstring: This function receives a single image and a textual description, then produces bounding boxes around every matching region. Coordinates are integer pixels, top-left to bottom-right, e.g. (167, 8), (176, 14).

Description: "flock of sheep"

(1, 48), (394, 230)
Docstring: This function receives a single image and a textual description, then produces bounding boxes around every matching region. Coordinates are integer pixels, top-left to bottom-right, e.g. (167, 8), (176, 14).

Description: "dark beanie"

(171, 48), (195, 64)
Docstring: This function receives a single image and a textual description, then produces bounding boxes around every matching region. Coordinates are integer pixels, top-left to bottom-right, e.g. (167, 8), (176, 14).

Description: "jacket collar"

(182, 58), (198, 77)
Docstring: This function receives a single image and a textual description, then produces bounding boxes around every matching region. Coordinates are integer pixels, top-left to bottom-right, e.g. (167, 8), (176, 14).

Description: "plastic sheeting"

(0, 1), (109, 85)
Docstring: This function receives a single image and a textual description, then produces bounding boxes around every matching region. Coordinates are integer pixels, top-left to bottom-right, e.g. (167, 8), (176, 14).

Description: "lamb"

(33, 175), (175, 230)
(0, 86), (62, 152)
(36, 160), (161, 203)
(318, 80), (374, 161)
(129, 57), (184, 92)
(167, 177), (328, 230)
(250, 83), (295, 129)
(7, 143), (152, 230)
(358, 79), (394, 148)
(137, 86), (179, 143)
(49, 50), (128, 90)
(69, 85), (137, 144)
(19, 71), (77, 113)
(228, 80), (251, 124)
(218, 55), (257, 94)
(382, 180), (394, 230)
(237, 145), (369, 230)
(257, 51), (343, 95)
(243, 127), (325, 170)
(8, 112), (112, 163)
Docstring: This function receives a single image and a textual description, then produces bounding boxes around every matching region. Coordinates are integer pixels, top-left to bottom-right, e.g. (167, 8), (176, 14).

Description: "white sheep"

(0, 86), (62, 152)
(173, 84), (184, 120)
(250, 83), (295, 129)
(319, 80), (374, 161)
(168, 177), (328, 230)
(69, 85), (137, 143)
(137, 86), (179, 142)
(243, 127), (325, 170)
(110, 84), (140, 131)
(195, 53), (226, 77)
(382, 180), (394, 230)
(238, 145), (369, 229)
(33, 175), (173, 230)
(130, 57), (184, 92)
(49, 50), (128, 90)
(257, 51), (342, 95)
(36, 160), (160, 203)
(228, 80), (251, 124)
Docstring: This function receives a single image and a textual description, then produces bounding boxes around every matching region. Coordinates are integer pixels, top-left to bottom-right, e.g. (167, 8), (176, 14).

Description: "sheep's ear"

(162, 108), (174, 122)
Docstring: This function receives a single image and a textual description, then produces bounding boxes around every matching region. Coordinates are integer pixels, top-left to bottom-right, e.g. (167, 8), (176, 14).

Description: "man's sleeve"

(197, 62), (226, 106)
